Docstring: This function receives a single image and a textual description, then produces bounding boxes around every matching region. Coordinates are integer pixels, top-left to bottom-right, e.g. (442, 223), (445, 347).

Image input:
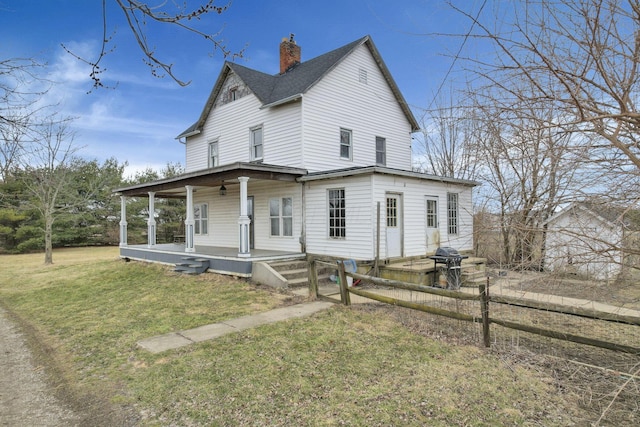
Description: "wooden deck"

(379, 256), (487, 286)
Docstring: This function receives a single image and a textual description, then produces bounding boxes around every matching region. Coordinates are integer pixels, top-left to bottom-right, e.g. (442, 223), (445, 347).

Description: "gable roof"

(546, 201), (640, 231)
(177, 35), (419, 139)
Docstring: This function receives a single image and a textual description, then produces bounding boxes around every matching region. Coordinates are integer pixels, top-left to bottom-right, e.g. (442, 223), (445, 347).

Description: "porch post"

(147, 192), (156, 247)
(184, 185), (195, 253)
(238, 176), (251, 257)
(119, 195), (128, 247)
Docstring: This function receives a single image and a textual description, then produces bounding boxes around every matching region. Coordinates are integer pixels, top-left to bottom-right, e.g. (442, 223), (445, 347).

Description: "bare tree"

(416, 90), (480, 180)
(21, 116), (81, 264)
(446, 0), (640, 276)
(469, 83), (588, 268)
(63, 0), (243, 89)
(0, 58), (49, 181)
(451, 0), (640, 174)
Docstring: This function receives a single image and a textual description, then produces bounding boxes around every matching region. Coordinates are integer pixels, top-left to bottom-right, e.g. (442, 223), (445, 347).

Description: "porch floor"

(120, 244), (305, 277)
(127, 243), (304, 260)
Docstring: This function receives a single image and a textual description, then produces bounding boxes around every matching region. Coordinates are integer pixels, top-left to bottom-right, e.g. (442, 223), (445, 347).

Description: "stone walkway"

(139, 278), (640, 354)
(138, 301), (333, 353)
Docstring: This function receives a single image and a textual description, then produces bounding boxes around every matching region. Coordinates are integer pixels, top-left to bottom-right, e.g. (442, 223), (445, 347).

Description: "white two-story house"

(115, 35), (477, 276)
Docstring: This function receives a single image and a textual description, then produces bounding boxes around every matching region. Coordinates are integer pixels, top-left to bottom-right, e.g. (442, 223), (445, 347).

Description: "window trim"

(269, 197), (293, 237)
(229, 86), (239, 101)
(339, 128), (352, 160)
(194, 203), (209, 236)
(250, 125), (263, 161)
(375, 136), (386, 166)
(447, 193), (458, 235)
(208, 140), (219, 168)
(328, 188), (346, 239)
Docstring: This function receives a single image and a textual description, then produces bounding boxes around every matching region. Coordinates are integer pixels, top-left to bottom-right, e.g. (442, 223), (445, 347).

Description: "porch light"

(219, 184), (227, 196)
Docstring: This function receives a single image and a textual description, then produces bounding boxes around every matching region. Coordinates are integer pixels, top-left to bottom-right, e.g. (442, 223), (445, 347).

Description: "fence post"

(308, 256), (318, 299)
(337, 261), (351, 306)
(480, 279), (490, 348)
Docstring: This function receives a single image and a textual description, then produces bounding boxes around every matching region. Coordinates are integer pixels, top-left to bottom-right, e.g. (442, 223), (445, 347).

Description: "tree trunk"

(44, 212), (53, 265)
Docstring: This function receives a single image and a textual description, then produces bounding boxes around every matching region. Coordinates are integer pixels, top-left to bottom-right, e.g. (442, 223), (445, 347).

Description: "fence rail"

(308, 258), (640, 354)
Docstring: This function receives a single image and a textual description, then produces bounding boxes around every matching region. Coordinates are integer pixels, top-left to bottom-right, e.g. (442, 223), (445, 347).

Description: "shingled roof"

(177, 35), (419, 139)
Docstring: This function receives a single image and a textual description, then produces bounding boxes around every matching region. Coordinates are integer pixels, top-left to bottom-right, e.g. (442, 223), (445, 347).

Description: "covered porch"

(114, 162), (308, 276)
(121, 243), (305, 277)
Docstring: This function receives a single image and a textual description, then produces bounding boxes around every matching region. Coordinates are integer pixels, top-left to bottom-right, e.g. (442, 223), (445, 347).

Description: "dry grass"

(504, 270), (640, 310)
(1, 248), (638, 425)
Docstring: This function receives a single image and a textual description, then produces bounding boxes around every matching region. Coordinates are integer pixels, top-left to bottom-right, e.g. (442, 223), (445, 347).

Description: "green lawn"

(0, 247), (584, 425)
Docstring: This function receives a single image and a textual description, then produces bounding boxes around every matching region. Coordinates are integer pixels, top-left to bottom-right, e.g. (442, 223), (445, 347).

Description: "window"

(251, 126), (263, 161)
(194, 203), (208, 235)
(340, 128), (352, 160)
(328, 189), (346, 238)
(376, 136), (386, 166)
(386, 197), (397, 227)
(229, 86), (239, 101)
(426, 198), (438, 228)
(208, 141), (219, 168)
(447, 193), (458, 235)
(269, 197), (293, 237)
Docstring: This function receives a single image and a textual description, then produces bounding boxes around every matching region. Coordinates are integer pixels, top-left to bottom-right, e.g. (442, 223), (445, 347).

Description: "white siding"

(545, 208), (623, 280)
(304, 175), (375, 259)
(371, 175), (474, 257)
(304, 173), (474, 260)
(302, 44), (413, 172)
(185, 74), (303, 172)
(192, 180), (303, 253)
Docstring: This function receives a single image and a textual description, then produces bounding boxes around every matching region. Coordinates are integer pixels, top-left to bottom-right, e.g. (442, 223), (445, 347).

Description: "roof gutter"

(175, 129), (201, 140)
(261, 93), (303, 109)
(298, 166), (479, 186)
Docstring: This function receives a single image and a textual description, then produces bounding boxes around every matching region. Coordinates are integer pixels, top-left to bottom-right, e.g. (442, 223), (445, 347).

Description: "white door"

(425, 196), (440, 252)
(385, 194), (403, 258)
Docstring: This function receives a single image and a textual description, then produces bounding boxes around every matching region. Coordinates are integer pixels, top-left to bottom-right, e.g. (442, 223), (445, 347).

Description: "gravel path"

(0, 306), (80, 427)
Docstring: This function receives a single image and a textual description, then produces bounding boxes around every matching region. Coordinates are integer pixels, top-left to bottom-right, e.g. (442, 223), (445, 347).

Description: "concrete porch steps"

(268, 259), (333, 288)
(174, 257), (210, 275)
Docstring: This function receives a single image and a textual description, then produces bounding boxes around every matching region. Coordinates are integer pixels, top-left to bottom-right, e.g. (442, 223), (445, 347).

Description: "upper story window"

(447, 192), (458, 235)
(340, 128), (352, 160)
(269, 197), (293, 237)
(208, 140), (219, 168)
(376, 136), (386, 166)
(229, 86), (239, 101)
(328, 188), (346, 239)
(250, 126), (263, 161)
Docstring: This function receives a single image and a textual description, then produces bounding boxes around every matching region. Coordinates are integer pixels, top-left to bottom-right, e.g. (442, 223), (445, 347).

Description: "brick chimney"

(280, 34), (301, 74)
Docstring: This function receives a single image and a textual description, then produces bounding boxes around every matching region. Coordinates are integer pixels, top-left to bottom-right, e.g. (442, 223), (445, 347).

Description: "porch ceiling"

(114, 162), (307, 198)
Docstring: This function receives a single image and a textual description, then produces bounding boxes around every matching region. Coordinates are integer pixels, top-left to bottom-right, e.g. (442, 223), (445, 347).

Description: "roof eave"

(298, 166), (479, 186)
(363, 38), (420, 131)
(175, 129), (201, 139)
(261, 93), (303, 109)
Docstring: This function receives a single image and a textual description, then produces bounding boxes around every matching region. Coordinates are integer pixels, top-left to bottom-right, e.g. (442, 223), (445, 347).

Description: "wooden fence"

(309, 258), (640, 354)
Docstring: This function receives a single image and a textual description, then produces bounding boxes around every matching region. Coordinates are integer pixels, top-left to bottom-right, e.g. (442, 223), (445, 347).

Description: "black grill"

(434, 247), (461, 258)
(429, 247), (468, 290)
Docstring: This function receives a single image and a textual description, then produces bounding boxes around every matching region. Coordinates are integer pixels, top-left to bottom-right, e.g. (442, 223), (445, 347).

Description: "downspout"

(300, 182), (306, 253)
(299, 93), (306, 254)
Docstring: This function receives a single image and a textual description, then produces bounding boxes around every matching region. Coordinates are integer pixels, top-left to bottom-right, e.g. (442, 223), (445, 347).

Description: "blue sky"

(1, 0), (487, 177)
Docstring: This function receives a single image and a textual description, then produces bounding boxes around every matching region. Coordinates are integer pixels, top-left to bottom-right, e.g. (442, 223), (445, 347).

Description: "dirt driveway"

(0, 306), (81, 426)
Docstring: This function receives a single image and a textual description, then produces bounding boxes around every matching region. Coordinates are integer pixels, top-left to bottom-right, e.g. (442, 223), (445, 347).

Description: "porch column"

(119, 195), (128, 247)
(147, 192), (156, 247)
(184, 185), (195, 253)
(238, 176), (251, 257)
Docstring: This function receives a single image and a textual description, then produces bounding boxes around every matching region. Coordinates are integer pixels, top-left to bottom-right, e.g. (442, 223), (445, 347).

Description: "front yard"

(0, 247), (636, 425)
